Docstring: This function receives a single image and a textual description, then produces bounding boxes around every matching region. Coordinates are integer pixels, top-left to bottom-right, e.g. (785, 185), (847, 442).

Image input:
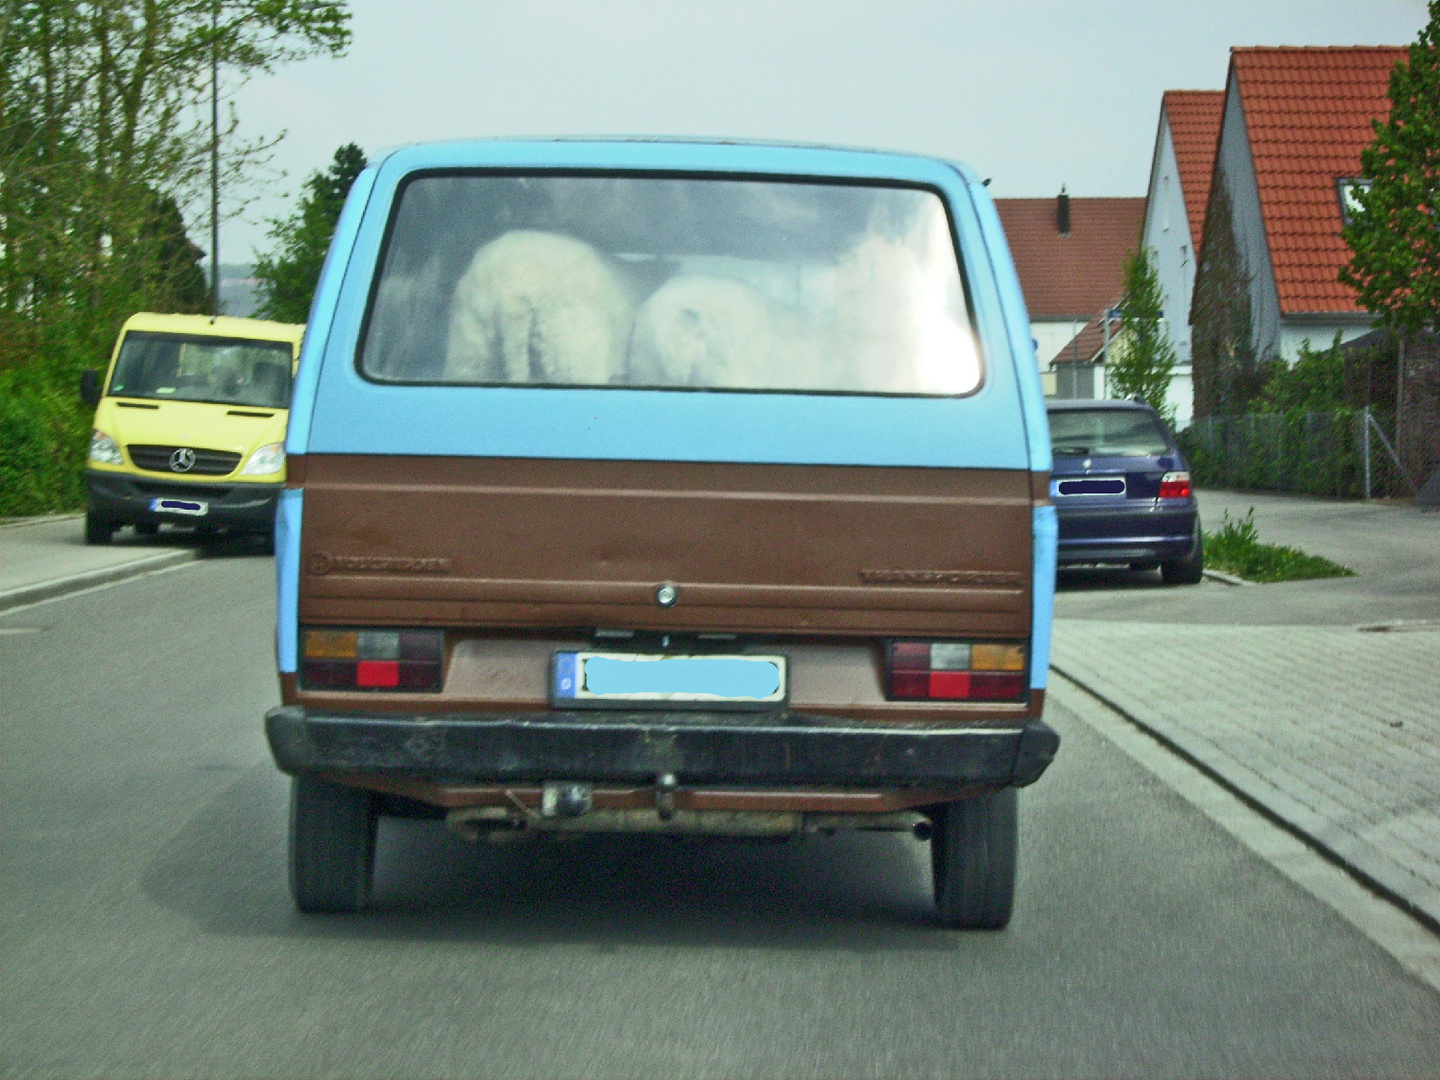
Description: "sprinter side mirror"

(80, 369), (102, 407)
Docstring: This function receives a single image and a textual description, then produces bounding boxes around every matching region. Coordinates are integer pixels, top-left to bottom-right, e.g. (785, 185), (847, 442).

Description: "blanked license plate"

(552, 651), (787, 710)
(1054, 477), (1126, 497)
(149, 497), (208, 516)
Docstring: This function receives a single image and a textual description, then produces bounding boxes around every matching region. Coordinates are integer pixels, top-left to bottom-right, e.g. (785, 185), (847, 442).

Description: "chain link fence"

(1179, 409), (1413, 499)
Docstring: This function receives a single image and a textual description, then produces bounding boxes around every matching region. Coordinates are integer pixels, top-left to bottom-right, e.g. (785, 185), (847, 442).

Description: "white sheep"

(626, 198), (978, 396)
(444, 230), (635, 385)
(628, 275), (831, 391)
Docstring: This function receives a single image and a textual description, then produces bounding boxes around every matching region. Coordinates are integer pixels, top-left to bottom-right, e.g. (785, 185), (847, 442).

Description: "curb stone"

(1050, 657), (1440, 936)
(0, 549), (196, 611)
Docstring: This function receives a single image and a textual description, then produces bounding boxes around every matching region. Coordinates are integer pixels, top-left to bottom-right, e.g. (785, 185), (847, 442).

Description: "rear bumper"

(1056, 502), (1197, 565)
(86, 469), (279, 531)
(265, 706), (1060, 790)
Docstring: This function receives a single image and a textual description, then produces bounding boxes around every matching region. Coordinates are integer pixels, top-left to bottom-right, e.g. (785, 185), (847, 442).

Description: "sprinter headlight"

(241, 442), (285, 476)
(88, 430), (123, 465)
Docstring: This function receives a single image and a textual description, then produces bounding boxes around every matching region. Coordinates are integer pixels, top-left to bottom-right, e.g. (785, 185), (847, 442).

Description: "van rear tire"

(931, 787), (1016, 930)
(289, 775), (377, 914)
(84, 511), (116, 545)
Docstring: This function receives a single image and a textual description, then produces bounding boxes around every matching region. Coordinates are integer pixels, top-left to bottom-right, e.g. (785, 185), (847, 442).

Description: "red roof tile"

(1231, 46), (1405, 314)
(1161, 90), (1224, 252)
(1047, 305), (1123, 367)
(994, 197), (1146, 319)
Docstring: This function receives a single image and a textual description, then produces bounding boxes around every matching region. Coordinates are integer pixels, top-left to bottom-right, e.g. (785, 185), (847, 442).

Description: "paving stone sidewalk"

(1051, 618), (1440, 929)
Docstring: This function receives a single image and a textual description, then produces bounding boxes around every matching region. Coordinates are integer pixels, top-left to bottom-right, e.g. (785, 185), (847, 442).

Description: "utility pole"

(209, 1), (220, 317)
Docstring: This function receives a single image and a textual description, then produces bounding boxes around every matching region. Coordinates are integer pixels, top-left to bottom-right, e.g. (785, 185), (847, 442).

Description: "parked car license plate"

(552, 651), (787, 709)
(1054, 477), (1126, 497)
(149, 497), (208, 516)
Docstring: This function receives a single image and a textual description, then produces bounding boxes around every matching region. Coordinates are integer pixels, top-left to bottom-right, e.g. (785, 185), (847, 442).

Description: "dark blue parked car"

(1046, 399), (1203, 584)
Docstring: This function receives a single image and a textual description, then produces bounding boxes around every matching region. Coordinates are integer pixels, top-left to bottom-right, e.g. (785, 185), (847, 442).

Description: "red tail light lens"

(886, 641), (1027, 701)
(301, 628), (444, 691)
(1158, 471), (1192, 499)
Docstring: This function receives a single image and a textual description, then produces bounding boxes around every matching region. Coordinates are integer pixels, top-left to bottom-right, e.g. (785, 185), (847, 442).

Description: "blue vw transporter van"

(265, 140), (1059, 928)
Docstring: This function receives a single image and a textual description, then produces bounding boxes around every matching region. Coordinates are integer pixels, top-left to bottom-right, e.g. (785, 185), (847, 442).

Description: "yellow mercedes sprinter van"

(81, 313), (304, 546)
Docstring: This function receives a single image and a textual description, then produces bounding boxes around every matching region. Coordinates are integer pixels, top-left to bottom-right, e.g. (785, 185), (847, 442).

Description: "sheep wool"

(445, 230), (635, 385)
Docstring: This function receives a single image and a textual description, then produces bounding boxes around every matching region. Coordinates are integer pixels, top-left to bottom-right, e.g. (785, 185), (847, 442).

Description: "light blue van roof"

(288, 139), (1050, 473)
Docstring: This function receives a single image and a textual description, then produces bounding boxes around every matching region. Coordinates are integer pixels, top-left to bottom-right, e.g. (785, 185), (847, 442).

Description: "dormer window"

(1336, 178), (1373, 226)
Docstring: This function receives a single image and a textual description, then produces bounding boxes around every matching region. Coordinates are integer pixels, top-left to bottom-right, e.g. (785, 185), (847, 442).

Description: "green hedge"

(0, 358), (92, 520)
(1179, 410), (1407, 499)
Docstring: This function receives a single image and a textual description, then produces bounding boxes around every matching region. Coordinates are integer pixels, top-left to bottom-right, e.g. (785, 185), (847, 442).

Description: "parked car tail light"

(1158, 471), (1192, 499)
(301, 628), (444, 691)
(886, 640), (1027, 701)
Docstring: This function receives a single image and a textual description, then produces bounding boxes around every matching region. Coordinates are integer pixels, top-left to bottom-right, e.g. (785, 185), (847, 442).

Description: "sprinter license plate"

(149, 497), (208, 516)
(552, 651), (787, 710)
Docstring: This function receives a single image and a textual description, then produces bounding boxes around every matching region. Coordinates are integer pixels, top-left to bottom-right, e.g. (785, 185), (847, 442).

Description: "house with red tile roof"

(1191, 46), (1404, 416)
(994, 194), (1146, 397)
(1140, 90), (1224, 426)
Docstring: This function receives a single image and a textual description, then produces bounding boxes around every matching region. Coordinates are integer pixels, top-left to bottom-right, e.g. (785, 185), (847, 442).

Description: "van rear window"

(359, 174), (982, 396)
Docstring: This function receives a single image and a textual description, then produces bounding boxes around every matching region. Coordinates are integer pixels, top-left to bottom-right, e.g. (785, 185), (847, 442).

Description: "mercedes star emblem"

(169, 447), (197, 473)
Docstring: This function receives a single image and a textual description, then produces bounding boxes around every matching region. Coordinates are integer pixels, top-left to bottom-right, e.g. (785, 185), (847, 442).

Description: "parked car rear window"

(109, 332), (293, 409)
(359, 174), (982, 396)
(1048, 408), (1170, 456)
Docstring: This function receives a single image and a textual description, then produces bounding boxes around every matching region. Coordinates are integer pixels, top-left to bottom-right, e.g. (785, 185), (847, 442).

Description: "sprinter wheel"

(84, 511), (116, 545)
(931, 787), (1016, 930)
(1162, 522), (1205, 585)
(289, 775), (377, 913)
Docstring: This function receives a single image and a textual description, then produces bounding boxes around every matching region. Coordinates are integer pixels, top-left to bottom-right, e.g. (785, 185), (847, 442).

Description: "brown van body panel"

(297, 454), (1033, 633)
(293, 454), (1037, 720)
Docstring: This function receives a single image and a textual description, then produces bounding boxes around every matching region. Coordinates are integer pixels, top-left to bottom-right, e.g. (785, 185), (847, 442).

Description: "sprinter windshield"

(109, 333), (293, 408)
(360, 174), (981, 396)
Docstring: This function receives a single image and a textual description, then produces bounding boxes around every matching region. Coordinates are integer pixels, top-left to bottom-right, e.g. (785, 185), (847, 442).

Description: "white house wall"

(1142, 109), (1198, 427)
(1033, 320), (1086, 370)
(1278, 321), (1374, 362)
(1215, 76), (1284, 362)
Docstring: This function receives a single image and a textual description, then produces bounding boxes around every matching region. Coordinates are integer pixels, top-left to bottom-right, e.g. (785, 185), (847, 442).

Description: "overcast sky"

(221, 0), (1428, 263)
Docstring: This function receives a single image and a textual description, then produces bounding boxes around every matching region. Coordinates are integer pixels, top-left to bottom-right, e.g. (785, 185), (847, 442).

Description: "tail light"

(1158, 471), (1192, 499)
(886, 640), (1027, 701)
(301, 628), (444, 691)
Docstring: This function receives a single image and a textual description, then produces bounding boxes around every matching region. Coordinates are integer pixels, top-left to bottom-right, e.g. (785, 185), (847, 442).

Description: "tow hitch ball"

(540, 782), (593, 818)
(655, 772), (678, 821)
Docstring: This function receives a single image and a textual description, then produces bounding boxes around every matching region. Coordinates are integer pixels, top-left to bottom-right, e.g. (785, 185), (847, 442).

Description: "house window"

(1336, 178), (1373, 226)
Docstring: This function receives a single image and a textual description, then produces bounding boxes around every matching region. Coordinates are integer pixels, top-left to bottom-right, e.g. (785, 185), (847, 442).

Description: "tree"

(1339, 2), (1440, 486)
(0, 0), (351, 515)
(253, 142), (366, 323)
(1339, 0), (1440, 338)
(1108, 247), (1179, 428)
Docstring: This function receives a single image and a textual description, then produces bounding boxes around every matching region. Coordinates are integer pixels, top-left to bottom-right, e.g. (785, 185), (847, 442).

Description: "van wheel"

(931, 787), (1016, 930)
(1162, 523), (1205, 585)
(84, 511), (116, 545)
(289, 775), (377, 914)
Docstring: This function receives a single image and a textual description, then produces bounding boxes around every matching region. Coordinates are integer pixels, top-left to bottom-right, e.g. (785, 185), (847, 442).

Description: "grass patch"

(1204, 509), (1355, 583)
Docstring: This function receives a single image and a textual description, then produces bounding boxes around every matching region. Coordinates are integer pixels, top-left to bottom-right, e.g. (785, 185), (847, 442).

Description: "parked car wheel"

(289, 775), (377, 914)
(1162, 523), (1205, 585)
(84, 511), (116, 545)
(931, 787), (1016, 929)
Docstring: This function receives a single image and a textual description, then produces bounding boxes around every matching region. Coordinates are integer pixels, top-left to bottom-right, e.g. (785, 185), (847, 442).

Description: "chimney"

(1056, 186), (1071, 235)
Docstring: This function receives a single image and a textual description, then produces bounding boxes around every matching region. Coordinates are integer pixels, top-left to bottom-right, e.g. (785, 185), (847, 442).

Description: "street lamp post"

(209, 2), (220, 317)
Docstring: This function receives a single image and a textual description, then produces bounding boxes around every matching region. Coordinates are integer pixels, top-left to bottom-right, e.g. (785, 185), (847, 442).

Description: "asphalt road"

(5, 556), (1440, 1078)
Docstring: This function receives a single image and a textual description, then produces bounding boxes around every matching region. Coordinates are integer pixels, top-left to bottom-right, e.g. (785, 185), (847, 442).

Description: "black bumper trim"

(265, 706), (1060, 789)
(86, 469), (279, 531)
